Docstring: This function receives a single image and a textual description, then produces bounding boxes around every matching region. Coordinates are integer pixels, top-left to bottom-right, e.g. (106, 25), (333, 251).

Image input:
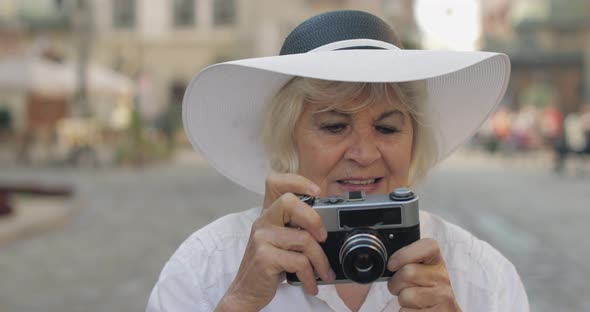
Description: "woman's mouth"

(337, 178), (383, 193)
(338, 178), (379, 185)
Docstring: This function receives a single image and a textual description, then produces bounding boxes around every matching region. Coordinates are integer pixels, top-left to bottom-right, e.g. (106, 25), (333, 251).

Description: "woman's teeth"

(340, 179), (377, 185)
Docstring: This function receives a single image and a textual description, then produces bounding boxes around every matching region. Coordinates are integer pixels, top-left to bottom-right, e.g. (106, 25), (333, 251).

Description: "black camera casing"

(287, 188), (420, 285)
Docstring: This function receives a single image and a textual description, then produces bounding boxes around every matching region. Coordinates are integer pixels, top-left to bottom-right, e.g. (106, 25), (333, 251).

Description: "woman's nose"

(343, 129), (381, 166)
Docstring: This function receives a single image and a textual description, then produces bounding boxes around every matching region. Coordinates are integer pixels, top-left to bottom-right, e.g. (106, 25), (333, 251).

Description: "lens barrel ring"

(339, 232), (388, 284)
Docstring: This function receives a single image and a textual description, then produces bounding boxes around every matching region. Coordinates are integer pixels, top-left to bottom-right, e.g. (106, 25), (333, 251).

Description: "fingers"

(268, 246), (319, 295)
(227, 174), (325, 308)
(387, 239), (449, 296)
(259, 192), (327, 242)
(387, 263), (439, 295)
(389, 264), (458, 310)
(261, 172), (326, 243)
(398, 287), (443, 309)
(398, 286), (458, 311)
(263, 173), (321, 209)
(255, 225), (334, 283)
(387, 238), (444, 272)
(386, 239), (460, 311)
(245, 173), (330, 297)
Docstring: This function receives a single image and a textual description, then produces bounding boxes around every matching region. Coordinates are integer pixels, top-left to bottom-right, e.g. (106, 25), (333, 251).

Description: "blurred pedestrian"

(564, 111), (586, 153)
(580, 104), (590, 153)
(541, 104), (563, 148)
(511, 105), (538, 151)
(492, 106), (513, 143)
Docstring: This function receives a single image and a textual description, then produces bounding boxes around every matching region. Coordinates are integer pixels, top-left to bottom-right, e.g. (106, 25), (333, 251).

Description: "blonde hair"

(261, 77), (439, 186)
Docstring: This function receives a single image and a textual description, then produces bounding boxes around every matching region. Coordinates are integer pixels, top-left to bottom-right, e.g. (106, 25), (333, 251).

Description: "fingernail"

(388, 258), (400, 271)
(329, 268), (337, 281)
(312, 286), (319, 296)
(320, 228), (328, 242)
(309, 184), (321, 195)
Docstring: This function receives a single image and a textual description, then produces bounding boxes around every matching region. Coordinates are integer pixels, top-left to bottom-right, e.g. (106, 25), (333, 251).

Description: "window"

(55, 0), (64, 9)
(173, 0), (195, 27)
(213, 0), (235, 27)
(113, 0), (135, 29)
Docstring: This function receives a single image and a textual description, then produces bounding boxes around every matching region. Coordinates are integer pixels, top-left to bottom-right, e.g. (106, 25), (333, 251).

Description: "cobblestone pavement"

(0, 151), (588, 311)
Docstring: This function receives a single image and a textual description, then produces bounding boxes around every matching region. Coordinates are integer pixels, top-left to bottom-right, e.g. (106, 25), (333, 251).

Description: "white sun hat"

(182, 10), (510, 195)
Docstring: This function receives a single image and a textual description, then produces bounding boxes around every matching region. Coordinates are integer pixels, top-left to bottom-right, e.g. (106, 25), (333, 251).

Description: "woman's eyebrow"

(376, 110), (404, 123)
(312, 110), (352, 118)
(312, 109), (404, 122)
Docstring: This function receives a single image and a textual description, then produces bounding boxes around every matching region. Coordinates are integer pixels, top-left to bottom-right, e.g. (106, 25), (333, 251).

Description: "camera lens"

(353, 253), (373, 272)
(339, 233), (387, 284)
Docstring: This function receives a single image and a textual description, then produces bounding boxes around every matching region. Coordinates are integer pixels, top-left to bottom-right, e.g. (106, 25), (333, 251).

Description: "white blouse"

(146, 208), (529, 311)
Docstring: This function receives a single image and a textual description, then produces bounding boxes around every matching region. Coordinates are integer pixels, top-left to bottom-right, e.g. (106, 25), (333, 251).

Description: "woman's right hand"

(216, 173), (336, 312)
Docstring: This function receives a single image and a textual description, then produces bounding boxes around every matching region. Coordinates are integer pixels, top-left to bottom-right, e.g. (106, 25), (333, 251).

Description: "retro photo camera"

(287, 188), (420, 285)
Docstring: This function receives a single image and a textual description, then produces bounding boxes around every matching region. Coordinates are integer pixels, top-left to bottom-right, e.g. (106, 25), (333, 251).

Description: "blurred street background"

(0, 0), (589, 311)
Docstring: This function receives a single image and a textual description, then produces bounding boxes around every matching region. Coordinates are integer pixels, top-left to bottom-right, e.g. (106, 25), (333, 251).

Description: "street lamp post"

(72, 0), (92, 117)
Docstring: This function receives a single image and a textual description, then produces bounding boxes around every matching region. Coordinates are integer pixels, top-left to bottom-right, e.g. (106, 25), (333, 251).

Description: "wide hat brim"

(183, 49), (510, 195)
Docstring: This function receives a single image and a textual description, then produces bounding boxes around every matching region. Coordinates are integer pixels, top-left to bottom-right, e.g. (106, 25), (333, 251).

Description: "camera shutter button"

(389, 188), (415, 201)
(324, 196), (344, 204)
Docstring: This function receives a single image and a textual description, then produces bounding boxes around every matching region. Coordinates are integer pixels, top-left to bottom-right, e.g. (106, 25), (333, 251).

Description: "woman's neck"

(335, 283), (371, 312)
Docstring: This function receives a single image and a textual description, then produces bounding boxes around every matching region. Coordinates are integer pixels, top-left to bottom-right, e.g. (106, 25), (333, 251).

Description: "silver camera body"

(287, 188), (420, 285)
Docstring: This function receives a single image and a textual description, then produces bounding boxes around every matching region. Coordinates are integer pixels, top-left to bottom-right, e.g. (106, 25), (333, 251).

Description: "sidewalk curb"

(0, 196), (79, 246)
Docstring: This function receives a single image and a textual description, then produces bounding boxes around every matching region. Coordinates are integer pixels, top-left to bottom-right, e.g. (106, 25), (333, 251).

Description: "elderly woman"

(147, 10), (528, 312)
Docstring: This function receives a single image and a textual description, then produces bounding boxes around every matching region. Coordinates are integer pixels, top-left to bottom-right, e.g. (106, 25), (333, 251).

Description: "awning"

(0, 57), (135, 96)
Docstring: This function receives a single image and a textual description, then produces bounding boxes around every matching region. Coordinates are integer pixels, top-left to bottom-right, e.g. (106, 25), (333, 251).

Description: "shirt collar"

(315, 282), (397, 312)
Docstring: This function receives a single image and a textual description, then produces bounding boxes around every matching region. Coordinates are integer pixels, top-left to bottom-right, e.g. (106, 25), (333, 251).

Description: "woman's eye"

(320, 123), (347, 133)
(375, 126), (399, 134)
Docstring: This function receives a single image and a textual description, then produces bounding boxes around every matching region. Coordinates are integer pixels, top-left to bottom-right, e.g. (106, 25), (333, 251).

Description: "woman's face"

(293, 97), (414, 197)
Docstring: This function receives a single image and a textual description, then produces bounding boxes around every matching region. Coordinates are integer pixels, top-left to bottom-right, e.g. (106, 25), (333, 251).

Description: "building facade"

(1, 0), (419, 130)
(481, 0), (590, 114)
(91, 0), (409, 121)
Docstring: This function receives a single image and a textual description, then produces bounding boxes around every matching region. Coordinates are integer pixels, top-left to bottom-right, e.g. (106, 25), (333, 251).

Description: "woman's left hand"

(387, 238), (462, 311)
